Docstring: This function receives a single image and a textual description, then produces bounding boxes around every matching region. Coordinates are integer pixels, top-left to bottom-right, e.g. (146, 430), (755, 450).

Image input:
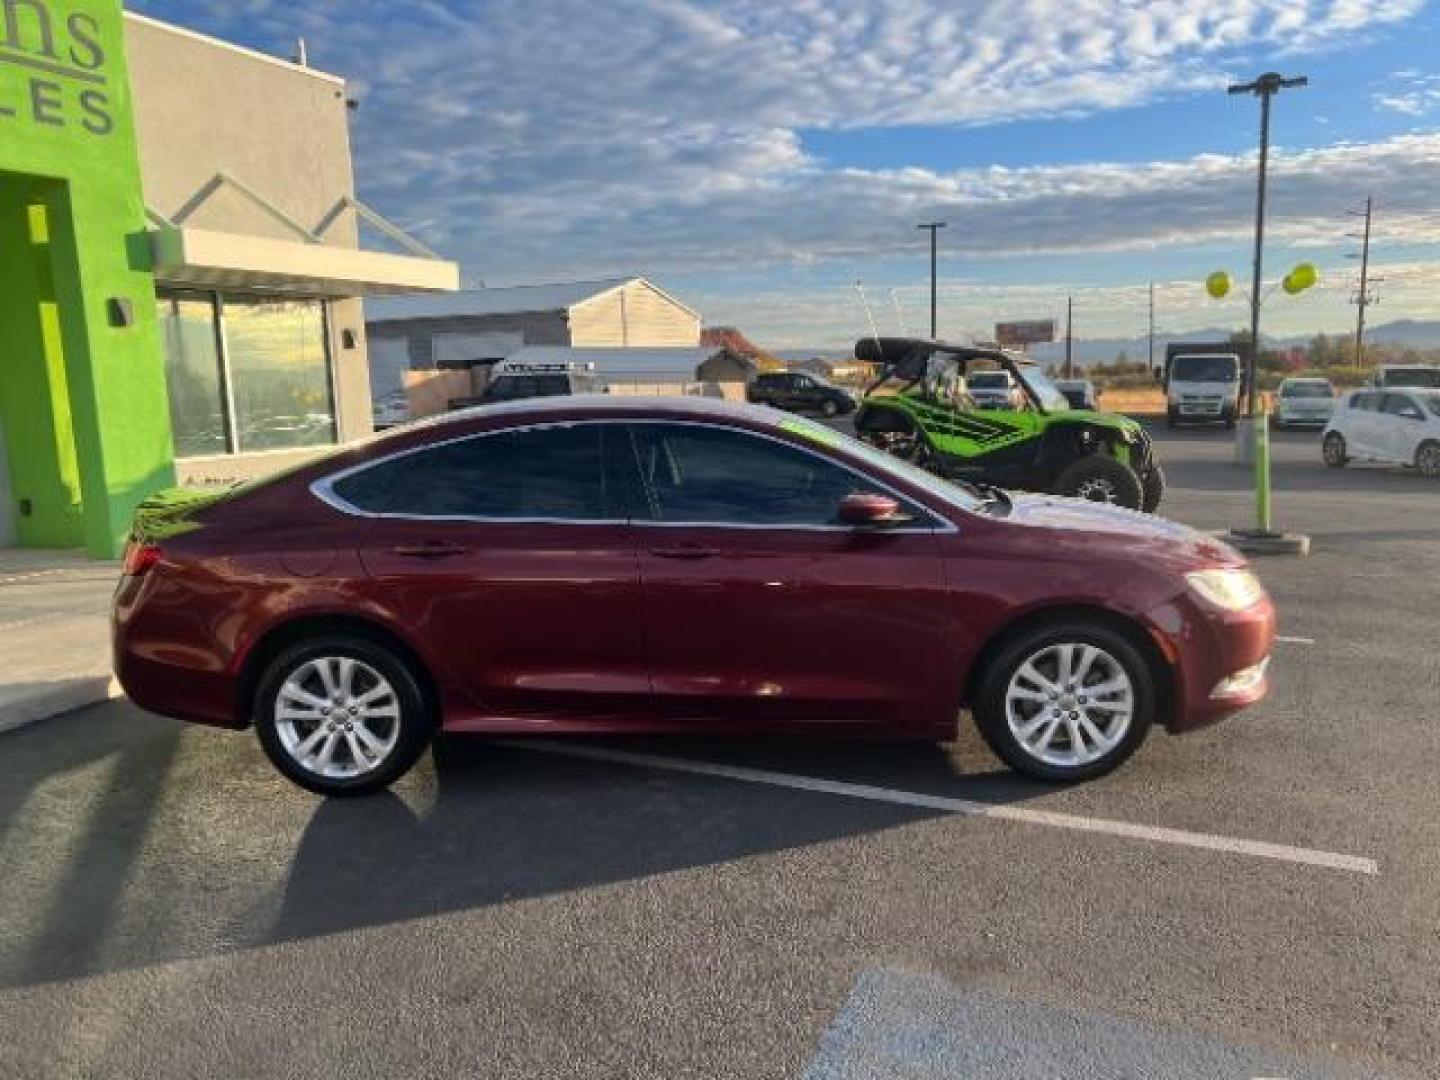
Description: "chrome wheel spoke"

(275, 656), (400, 780)
(1006, 641), (1133, 769)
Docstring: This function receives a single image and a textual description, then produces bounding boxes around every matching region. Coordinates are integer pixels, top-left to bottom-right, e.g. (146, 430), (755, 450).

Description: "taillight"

(122, 541), (163, 576)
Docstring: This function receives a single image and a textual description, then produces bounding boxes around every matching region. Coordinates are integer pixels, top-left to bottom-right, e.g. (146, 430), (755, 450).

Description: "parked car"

(747, 371), (856, 417)
(1053, 378), (1100, 411)
(115, 396), (1274, 795)
(1272, 377), (1336, 429)
(964, 370), (1021, 410)
(1323, 388), (1440, 477)
(1369, 364), (1440, 390)
(450, 359), (603, 410)
(371, 388), (410, 430)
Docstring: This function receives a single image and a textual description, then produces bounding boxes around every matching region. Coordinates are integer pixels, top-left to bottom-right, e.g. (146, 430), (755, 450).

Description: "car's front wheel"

(974, 623), (1155, 782)
(1417, 440), (1440, 479)
(1054, 454), (1144, 509)
(1322, 432), (1348, 468)
(820, 398), (839, 418)
(254, 634), (434, 796)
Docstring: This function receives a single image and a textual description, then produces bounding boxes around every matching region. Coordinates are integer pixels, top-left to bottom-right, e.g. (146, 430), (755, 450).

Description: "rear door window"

(327, 424), (609, 520)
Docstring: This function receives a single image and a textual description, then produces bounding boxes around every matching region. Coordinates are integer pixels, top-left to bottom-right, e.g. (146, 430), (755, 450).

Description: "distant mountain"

(767, 319), (1440, 368)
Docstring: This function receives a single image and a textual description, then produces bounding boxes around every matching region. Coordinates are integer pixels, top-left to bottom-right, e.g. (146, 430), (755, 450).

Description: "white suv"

(1323, 388), (1440, 478)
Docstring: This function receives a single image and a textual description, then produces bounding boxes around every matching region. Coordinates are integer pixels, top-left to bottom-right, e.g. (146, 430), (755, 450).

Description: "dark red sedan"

(114, 396), (1275, 796)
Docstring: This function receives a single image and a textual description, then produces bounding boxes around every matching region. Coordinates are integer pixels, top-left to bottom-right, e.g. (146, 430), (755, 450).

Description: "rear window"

(1282, 382), (1333, 398)
(484, 375), (571, 401)
(327, 424), (608, 519)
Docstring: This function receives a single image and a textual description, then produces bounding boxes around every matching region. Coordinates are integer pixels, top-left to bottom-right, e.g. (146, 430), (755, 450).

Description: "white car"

(1272, 377), (1336, 428)
(1322, 388), (1440, 478)
(965, 370), (1021, 409)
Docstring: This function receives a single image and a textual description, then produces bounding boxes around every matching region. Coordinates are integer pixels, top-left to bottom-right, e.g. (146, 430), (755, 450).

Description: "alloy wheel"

(1004, 642), (1134, 768)
(1418, 443), (1440, 479)
(274, 657), (402, 779)
(1073, 478), (1117, 503)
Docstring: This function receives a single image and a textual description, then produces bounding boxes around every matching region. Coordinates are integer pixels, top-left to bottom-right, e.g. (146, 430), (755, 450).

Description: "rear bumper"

(1150, 592), (1277, 734)
(112, 573), (244, 729)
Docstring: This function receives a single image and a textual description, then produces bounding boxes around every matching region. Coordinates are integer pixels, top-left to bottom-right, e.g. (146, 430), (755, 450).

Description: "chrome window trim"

(311, 417), (959, 533)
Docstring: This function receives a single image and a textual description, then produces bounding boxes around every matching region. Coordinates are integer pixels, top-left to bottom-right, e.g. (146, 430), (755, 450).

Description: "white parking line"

(1275, 635), (1316, 645)
(502, 740), (1379, 877)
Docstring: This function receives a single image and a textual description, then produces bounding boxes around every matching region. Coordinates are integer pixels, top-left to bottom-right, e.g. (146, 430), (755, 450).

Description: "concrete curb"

(1225, 529), (1312, 556)
(0, 676), (123, 735)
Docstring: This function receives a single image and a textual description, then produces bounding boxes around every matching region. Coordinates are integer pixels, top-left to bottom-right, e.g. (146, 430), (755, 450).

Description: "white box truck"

(1161, 343), (1243, 429)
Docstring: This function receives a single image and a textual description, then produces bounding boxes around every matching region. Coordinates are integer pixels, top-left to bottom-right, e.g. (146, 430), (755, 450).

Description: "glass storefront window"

(158, 291), (337, 457)
(158, 295), (228, 458)
(223, 298), (336, 452)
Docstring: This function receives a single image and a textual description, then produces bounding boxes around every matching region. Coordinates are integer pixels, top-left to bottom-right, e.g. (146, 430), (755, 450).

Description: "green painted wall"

(0, 0), (175, 556)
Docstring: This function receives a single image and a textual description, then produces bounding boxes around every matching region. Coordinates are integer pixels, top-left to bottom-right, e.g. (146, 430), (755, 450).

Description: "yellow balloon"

(1284, 262), (1318, 294)
(1205, 271), (1231, 299)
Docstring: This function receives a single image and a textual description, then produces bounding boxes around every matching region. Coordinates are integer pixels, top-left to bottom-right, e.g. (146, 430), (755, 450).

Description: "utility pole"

(1348, 196), (1375, 367)
(1147, 282), (1156, 373)
(1064, 296), (1074, 377)
(1229, 72), (1307, 416)
(917, 222), (946, 338)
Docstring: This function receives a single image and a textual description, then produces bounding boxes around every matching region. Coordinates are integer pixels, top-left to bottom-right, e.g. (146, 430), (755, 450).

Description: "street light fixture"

(1228, 72), (1307, 417)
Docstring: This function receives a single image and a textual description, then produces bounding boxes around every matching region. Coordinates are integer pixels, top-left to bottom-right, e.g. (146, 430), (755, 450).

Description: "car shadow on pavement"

(268, 735), (1047, 946)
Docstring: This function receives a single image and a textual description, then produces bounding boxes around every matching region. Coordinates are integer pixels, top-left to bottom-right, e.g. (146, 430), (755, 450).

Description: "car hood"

(997, 493), (1244, 568)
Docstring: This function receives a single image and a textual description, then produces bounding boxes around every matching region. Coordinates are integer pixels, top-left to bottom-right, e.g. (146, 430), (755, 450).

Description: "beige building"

(365, 277), (703, 399)
(125, 13), (457, 485)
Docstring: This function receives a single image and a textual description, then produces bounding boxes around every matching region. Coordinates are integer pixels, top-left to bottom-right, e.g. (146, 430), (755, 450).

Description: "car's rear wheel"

(1323, 432), (1348, 468)
(821, 398), (839, 418)
(1417, 440), (1440, 479)
(974, 623), (1155, 782)
(254, 635), (433, 796)
(1140, 464), (1166, 514)
(1054, 454), (1144, 509)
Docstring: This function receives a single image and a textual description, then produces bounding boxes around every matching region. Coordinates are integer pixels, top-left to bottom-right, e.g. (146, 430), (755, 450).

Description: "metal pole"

(1064, 296), (1074, 378)
(917, 222), (946, 338)
(1246, 88), (1272, 418)
(1255, 395), (1272, 533)
(1353, 196), (1372, 367)
(1147, 282), (1155, 372)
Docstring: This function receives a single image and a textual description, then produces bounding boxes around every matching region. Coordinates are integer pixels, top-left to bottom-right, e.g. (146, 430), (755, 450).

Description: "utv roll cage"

(856, 337), (1050, 413)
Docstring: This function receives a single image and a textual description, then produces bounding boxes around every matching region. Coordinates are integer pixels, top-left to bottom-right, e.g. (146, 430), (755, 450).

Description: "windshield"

(1282, 381), (1334, 398)
(1381, 368), (1440, 388)
(1172, 355), (1238, 382)
(773, 415), (985, 514)
(967, 372), (1010, 389)
(1013, 367), (1072, 411)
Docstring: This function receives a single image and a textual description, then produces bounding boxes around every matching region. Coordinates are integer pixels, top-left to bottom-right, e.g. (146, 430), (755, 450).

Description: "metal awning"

(146, 173), (459, 297)
(149, 226), (459, 297)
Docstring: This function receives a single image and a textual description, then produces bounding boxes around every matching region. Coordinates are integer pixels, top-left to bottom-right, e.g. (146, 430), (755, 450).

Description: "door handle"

(391, 543), (468, 559)
(650, 545), (719, 560)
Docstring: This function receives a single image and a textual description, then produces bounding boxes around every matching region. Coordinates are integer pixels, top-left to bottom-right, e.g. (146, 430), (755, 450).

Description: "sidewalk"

(0, 547), (120, 734)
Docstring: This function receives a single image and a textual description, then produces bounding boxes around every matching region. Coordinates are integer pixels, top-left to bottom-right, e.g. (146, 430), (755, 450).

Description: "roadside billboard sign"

(995, 320), (1056, 346)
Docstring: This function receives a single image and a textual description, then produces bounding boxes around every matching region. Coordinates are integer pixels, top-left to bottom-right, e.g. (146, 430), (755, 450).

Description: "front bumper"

(1147, 591), (1277, 733)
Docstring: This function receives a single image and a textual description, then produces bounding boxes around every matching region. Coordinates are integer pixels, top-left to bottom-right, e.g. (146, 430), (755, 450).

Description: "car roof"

(401, 393), (789, 434)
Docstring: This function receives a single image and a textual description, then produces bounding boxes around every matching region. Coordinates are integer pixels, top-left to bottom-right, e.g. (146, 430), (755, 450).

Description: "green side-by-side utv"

(852, 337), (1165, 513)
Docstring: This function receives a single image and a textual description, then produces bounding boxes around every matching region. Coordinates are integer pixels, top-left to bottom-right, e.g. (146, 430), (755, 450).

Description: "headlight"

(1186, 568), (1266, 611)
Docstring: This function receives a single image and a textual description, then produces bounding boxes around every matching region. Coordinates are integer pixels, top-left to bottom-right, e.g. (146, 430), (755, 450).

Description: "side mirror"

(838, 490), (909, 528)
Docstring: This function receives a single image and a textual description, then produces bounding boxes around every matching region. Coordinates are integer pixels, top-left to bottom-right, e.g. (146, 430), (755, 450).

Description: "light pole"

(917, 222), (946, 338)
(1229, 72), (1307, 416)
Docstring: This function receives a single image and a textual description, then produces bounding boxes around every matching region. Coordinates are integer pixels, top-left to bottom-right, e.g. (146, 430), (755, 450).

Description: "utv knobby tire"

(1054, 455), (1144, 509)
(1140, 464), (1166, 514)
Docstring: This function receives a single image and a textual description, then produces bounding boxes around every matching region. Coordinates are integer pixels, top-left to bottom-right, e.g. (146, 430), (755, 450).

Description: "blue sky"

(132, 0), (1440, 348)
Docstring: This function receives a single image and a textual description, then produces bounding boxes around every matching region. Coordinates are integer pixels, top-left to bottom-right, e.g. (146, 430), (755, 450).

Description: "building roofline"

(123, 11), (346, 87)
(569, 276), (701, 322)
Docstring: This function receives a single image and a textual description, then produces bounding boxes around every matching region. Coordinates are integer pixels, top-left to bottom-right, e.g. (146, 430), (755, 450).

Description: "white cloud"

(1373, 71), (1440, 117)
(132, 0), (1436, 343)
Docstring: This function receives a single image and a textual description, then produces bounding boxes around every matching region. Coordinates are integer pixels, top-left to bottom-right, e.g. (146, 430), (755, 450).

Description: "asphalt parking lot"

(1, 424), (1436, 1078)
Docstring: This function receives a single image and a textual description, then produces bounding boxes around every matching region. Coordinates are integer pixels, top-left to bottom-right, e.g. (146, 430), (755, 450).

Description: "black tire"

(1165, 407), (1178, 429)
(973, 621), (1156, 782)
(253, 634), (434, 797)
(1053, 454), (1144, 509)
(1322, 431), (1348, 469)
(820, 398), (839, 418)
(1416, 440), (1440, 479)
(1223, 407), (1236, 431)
(1140, 463), (1166, 514)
